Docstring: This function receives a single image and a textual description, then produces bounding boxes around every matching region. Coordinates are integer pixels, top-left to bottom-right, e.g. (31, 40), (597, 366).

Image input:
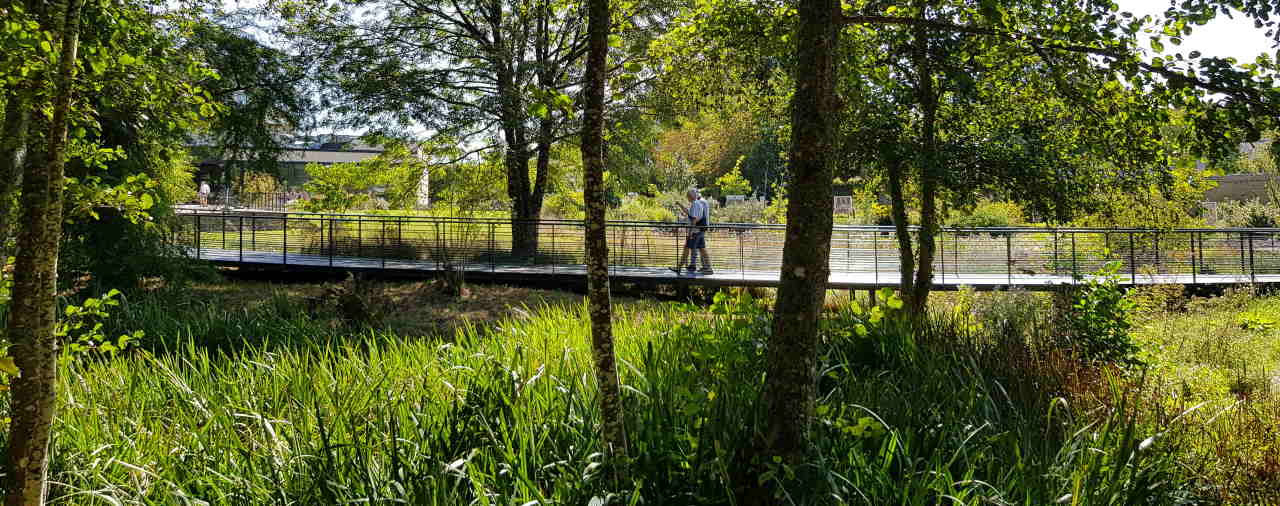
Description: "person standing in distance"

(198, 179), (211, 206)
(670, 188), (714, 274)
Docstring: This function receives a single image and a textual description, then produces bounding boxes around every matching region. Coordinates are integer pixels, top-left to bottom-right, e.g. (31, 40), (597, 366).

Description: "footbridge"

(175, 211), (1280, 290)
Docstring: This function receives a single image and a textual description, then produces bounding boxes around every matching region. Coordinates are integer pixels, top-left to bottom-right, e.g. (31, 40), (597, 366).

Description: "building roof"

(199, 147), (383, 166)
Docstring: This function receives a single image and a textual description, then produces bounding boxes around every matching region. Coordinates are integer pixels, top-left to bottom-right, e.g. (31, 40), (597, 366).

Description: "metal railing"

(173, 211), (1280, 286)
(208, 192), (300, 212)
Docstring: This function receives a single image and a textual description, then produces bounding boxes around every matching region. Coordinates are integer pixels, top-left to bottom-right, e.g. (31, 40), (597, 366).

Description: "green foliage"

(543, 191), (585, 219)
(946, 200), (1024, 229)
(301, 142), (437, 212)
(56, 290), (142, 359)
(762, 183), (788, 224)
(712, 199), (766, 224)
(432, 152), (506, 214)
(712, 162), (751, 196)
(1238, 315), (1277, 332)
(234, 171), (283, 194)
(1065, 262), (1140, 364)
(185, 11), (314, 175)
(24, 283), (1251, 503)
(609, 195), (675, 222)
(60, 207), (215, 294)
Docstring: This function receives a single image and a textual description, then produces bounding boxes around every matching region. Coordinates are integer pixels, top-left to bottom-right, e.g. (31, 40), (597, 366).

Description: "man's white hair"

(686, 188), (700, 199)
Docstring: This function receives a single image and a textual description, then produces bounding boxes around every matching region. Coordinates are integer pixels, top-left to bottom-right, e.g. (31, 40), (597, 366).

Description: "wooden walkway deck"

(192, 248), (1280, 290)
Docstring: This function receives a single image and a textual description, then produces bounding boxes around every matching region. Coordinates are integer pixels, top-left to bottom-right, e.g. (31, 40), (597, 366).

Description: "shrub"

(946, 200), (1025, 229)
(1063, 262), (1140, 364)
(713, 199), (767, 224)
(542, 191), (585, 219)
(233, 171), (283, 194)
(609, 195), (676, 222)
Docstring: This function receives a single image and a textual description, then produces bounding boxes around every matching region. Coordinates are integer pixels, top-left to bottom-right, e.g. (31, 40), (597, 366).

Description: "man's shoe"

(685, 265), (697, 272)
(699, 267), (714, 274)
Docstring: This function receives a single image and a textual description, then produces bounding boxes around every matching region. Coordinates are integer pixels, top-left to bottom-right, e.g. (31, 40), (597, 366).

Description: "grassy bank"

(5, 280), (1278, 504)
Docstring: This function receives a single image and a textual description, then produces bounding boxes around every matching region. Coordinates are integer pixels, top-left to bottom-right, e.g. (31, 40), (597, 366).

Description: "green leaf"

(0, 356), (18, 377)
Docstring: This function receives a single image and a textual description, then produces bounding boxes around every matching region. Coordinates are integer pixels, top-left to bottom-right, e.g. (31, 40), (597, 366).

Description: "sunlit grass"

(13, 285), (1271, 504)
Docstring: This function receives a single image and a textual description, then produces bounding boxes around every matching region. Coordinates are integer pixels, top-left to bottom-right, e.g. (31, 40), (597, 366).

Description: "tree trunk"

(0, 87), (32, 264)
(5, 0), (83, 503)
(760, 0), (840, 468)
(505, 144), (538, 258)
(908, 21), (939, 314)
(581, 0), (629, 470)
(886, 154), (915, 297)
(497, 59), (541, 259)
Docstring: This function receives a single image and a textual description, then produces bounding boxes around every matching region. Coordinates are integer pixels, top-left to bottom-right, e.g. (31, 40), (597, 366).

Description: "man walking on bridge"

(670, 188), (714, 274)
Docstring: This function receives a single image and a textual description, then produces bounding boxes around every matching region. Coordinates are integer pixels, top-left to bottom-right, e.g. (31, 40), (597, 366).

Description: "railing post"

(195, 214), (201, 259)
(221, 213), (226, 249)
(939, 229), (945, 284)
(329, 219), (335, 267)
(357, 218), (363, 259)
(238, 216), (243, 262)
(1053, 230), (1059, 276)
(1248, 232), (1256, 284)
(282, 215), (288, 265)
(1005, 232), (1012, 285)
(1198, 232), (1206, 277)
(846, 229), (852, 273)
(1190, 231), (1197, 284)
(873, 228), (880, 285)
(739, 226), (745, 279)
(489, 222), (496, 272)
(1239, 232), (1246, 277)
(1070, 231), (1078, 282)
(381, 219), (386, 269)
(1153, 232), (1161, 274)
(1128, 231), (1136, 284)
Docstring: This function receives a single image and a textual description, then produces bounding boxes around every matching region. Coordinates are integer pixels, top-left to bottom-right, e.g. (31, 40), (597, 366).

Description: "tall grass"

(3, 289), (1212, 504)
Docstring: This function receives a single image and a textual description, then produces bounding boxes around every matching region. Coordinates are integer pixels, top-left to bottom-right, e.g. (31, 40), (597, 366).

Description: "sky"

(1115, 0), (1278, 63)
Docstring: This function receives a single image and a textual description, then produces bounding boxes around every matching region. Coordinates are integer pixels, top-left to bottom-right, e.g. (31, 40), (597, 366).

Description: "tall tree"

(186, 10), (314, 188)
(283, 0), (590, 256)
(4, 0), (83, 502)
(749, 0), (1280, 485)
(0, 0), (44, 265)
(760, 0), (838, 469)
(581, 0), (628, 468)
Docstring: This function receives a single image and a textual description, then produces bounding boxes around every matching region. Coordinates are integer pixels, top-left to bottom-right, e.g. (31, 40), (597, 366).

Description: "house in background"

(1203, 174), (1279, 204)
(194, 135), (385, 191)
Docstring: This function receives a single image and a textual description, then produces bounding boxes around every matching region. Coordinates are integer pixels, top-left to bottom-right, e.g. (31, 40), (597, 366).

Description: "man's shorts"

(685, 230), (706, 249)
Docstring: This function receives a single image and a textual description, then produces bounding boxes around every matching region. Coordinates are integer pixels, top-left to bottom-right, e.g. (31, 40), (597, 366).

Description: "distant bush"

(714, 199), (767, 224)
(609, 196), (676, 222)
(946, 200), (1025, 229)
(233, 171), (283, 194)
(542, 191), (584, 219)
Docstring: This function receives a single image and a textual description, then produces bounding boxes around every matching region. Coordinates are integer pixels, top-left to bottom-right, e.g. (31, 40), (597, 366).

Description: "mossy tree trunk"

(4, 0), (83, 503)
(760, 0), (840, 468)
(0, 89), (31, 263)
(581, 0), (628, 467)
